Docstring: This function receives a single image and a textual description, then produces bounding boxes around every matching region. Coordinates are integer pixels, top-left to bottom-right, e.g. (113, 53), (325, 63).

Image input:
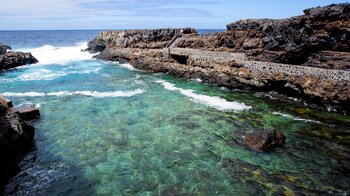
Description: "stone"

(14, 105), (40, 120)
(244, 129), (286, 152)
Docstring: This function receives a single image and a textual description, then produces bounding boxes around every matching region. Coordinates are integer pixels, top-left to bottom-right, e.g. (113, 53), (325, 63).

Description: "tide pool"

(1, 31), (349, 195)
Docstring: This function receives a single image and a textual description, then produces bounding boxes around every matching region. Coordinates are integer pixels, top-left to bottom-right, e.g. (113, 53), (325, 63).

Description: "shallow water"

(1, 31), (350, 195)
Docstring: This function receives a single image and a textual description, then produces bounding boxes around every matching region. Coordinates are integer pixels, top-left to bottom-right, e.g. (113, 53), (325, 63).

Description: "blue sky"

(0, 0), (349, 30)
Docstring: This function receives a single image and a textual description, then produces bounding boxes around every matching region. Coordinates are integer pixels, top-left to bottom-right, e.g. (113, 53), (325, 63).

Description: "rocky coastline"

(0, 43), (39, 192)
(86, 3), (350, 114)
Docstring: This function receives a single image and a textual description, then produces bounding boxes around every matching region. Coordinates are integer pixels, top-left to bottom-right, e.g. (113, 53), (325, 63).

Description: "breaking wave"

(21, 42), (94, 65)
(1, 89), (145, 98)
(156, 80), (251, 111)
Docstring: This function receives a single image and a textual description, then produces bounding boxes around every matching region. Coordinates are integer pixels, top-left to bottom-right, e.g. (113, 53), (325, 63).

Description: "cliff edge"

(86, 4), (350, 113)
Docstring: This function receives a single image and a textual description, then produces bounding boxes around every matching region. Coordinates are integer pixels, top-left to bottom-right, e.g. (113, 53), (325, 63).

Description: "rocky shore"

(0, 43), (38, 70)
(86, 3), (350, 113)
(0, 43), (39, 191)
(0, 96), (40, 191)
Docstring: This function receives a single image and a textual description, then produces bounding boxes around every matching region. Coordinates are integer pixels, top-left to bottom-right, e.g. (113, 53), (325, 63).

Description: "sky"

(0, 0), (349, 30)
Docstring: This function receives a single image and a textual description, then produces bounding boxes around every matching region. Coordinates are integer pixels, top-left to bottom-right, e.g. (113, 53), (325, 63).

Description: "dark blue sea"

(0, 30), (349, 195)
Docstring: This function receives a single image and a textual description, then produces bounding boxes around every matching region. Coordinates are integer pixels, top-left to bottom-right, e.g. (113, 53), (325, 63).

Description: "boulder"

(244, 129), (286, 152)
(0, 52), (38, 70)
(14, 105), (40, 120)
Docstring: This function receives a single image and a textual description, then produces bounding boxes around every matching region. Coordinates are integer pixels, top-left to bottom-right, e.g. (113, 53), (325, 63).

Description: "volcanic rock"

(244, 129), (286, 152)
(0, 97), (37, 191)
(0, 42), (38, 70)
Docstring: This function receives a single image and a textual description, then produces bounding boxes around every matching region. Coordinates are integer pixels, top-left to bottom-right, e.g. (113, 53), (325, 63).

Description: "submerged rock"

(244, 129), (286, 152)
(0, 42), (38, 70)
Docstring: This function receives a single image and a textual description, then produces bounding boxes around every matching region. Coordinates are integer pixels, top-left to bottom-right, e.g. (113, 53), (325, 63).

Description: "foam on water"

(119, 63), (137, 71)
(18, 69), (67, 81)
(273, 112), (322, 124)
(156, 80), (251, 111)
(1, 89), (144, 98)
(21, 42), (94, 65)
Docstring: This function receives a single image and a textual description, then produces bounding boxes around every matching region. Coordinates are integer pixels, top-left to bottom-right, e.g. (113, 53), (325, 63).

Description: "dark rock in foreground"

(0, 42), (38, 70)
(244, 129), (286, 152)
(0, 96), (37, 191)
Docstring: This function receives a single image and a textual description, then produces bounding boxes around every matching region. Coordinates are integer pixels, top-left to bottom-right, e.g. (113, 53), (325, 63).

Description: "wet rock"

(0, 42), (38, 70)
(0, 52), (38, 70)
(244, 129), (286, 152)
(14, 105), (40, 120)
(0, 97), (37, 191)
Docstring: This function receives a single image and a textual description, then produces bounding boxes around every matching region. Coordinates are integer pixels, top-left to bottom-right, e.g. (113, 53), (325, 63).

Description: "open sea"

(0, 30), (349, 195)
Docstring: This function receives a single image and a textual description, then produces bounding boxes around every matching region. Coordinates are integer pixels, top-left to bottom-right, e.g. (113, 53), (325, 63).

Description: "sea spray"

(21, 42), (94, 65)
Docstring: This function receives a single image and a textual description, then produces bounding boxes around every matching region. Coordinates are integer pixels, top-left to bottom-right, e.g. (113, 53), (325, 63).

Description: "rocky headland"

(0, 43), (38, 71)
(86, 3), (350, 114)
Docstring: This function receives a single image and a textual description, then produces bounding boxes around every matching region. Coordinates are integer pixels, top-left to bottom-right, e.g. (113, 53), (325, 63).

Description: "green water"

(1, 57), (350, 195)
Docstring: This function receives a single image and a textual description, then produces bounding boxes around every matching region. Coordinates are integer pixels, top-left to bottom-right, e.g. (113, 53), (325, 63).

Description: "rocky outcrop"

(14, 105), (40, 121)
(244, 129), (286, 152)
(0, 43), (38, 70)
(86, 4), (350, 113)
(87, 28), (197, 53)
(0, 96), (37, 191)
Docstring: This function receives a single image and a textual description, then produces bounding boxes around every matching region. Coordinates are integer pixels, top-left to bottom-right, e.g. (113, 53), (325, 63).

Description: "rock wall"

(0, 43), (38, 70)
(0, 96), (36, 191)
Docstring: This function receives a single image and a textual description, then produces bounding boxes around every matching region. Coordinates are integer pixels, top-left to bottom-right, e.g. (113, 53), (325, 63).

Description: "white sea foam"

(156, 80), (251, 111)
(1, 89), (144, 98)
(18, 69), (67, 81)
(119, 63), (136, 70)
(272, 112), (322, 124)
(21, 42), (94, 65)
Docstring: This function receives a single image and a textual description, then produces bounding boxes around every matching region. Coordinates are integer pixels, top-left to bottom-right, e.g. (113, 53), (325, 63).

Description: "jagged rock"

(0, 98), (36, 191)
(14, 105), (40, 120)
(0, 42), (38, 70)
(0, 43), (11, 55)
(244, 129), (286, 152)
(86, 28), (197, 53)
(86, 3), (350, 113)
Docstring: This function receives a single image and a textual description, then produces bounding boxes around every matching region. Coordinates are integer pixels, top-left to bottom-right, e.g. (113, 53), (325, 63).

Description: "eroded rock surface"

(0, 43), (38, 70)
(244, 129), (286, 152)
(86, 4), (350, 113)
(0, 96), (37, 191)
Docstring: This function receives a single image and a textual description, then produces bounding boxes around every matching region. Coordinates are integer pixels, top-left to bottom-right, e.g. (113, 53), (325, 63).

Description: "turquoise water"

(1, 32), (350, 195)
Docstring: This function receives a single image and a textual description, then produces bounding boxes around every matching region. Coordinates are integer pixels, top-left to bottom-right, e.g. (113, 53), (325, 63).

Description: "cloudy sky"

(0, 0), (348, 30)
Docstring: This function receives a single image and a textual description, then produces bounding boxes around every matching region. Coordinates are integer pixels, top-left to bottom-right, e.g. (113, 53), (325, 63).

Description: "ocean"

(0, 30), (349, 195)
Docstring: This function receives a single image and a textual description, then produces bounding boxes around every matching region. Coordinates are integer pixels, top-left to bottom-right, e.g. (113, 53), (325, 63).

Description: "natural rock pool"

(1, 31), (349, 195)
